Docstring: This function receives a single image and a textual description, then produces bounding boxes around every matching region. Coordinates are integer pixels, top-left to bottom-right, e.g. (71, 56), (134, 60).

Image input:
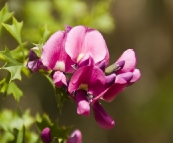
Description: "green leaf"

(9, 126), (26, 143)
(3, 66), (23, 82)
(36, 114), (53, 130)
(7, 82), (23, 102)
(10, 42), (29, 62)
(16, 126), (25, 143)
(0, 47), (24, 81)
(2, 17), (23, 45)
(0, 76), (10, 94)
(0, 110), (36, 143)
(0, 75), (23, 102)
(0, 4), (13, 32)
(39, 25), (50, 44)
(21, 67), (31, 78)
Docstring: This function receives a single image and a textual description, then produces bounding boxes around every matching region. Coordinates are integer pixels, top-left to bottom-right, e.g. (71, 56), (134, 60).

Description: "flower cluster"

(27, 25), (141, 129)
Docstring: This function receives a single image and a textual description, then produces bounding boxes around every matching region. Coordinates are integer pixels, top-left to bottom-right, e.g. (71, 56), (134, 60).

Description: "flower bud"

(119, 72), (133, 82)
(41, 127), (51, 143)
(97, 60), (106, 71)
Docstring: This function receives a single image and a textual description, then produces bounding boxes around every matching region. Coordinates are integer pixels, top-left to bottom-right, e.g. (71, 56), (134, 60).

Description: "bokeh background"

(0, 0), (173, 143)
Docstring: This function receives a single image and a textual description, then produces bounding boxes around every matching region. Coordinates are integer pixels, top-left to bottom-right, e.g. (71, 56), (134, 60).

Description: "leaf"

(0, 47), (24, 81)
(0, 110), (36, 143)
(0, 76), (10, 94)
(10, 42), (29, 62)
(39, 25), (50, 44)
(9, 127), (25, 143)
(2, 17), (23, 45)
(0, 4), (13, 32)
(16, 126), (25, 143)
(36, 114), (53, 130)
(0, 75), (23, 102)
(21, 67), (31, 78)
(7, 82), (23, 102)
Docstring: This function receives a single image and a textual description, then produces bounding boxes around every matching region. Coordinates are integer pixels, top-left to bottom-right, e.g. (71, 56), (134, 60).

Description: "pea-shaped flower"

(103, 49), (141, 102)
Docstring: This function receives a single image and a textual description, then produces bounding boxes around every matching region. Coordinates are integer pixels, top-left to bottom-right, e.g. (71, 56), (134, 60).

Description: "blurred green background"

(0, 0), (173, 143)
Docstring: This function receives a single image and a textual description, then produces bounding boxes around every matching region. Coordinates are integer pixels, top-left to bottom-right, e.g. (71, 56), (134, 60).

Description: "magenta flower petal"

(28, 47), (39, 61)
(65, 26), (108, 64)
(97, 60), (106, 71)
(92, 101), (115, 129)
(118, 72), (133, 82)
(41, 30), (74, 72)
(103, 77), (127, 102)
(116, 49), (136, 73)
(67, 129), (82, 143)
(105, 73), (116, 87)
(129, 69), (141, 84)
(75, 90), (90, 116)
(68, 66), (106, 96)
(41, 127), (51, 143)
(53, 71), (67, 87)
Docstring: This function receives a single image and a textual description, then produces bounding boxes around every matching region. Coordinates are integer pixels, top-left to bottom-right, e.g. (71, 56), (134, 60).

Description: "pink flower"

(68, 64), (116, 129)
(65, 26), (109, 65)
(103, 49), (141, 102)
